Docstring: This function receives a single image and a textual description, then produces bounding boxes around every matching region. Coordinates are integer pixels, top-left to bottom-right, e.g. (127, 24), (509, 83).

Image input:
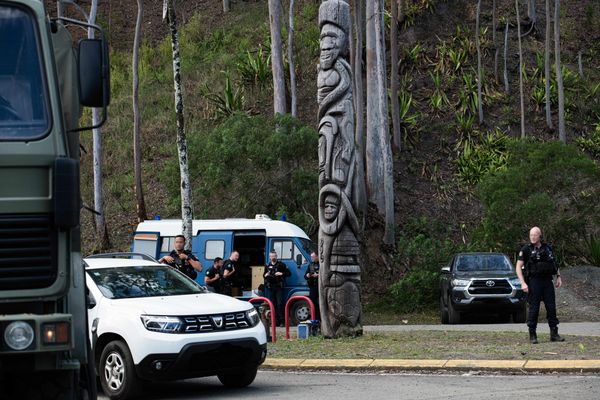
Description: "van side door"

(193, 231), (233, 284)
(268, 238), (308, 295)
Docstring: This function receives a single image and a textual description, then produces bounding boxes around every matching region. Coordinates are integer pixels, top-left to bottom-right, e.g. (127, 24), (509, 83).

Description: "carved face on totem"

(323, 193), (341, 222)
(320, 24), (346, 70)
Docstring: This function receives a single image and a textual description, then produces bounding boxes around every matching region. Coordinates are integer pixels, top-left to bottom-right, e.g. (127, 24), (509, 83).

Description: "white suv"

(84, 254), (267, 400)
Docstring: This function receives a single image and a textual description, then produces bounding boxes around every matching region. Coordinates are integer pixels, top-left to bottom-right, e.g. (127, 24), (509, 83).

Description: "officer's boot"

(550, 327), (565, 342)
(529, 329), (538, 344)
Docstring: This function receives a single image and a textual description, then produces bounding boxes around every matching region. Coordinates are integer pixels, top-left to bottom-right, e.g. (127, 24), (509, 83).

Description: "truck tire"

(448, 300), (461, 324)
(217, 366), (258, 388)
(440, 297), (449, 324)
(289, 300), (311, 326)
(99, 340), (139, 400)
(513, 304), (527, 323)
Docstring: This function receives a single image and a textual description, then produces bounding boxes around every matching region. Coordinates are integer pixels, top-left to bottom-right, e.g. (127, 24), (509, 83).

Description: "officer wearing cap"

(515, 226), (564, 344)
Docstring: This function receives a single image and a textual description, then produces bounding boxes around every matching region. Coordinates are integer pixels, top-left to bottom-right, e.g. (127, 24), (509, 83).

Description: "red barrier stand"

(284, 295), (315, 340)
(249, 297), (277, 343)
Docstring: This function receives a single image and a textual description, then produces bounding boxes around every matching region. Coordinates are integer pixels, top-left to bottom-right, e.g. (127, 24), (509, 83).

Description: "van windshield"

(0, 5), (50, 140)
(299, 237), (317, 256)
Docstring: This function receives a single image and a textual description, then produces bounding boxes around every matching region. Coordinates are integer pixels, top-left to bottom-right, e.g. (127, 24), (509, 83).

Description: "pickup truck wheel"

(448, 299), (461, 324)
(440, 297), (449, 324)
(513, 304), (527, 323)
(99, 340), (139, 400)
(218, 367), (258, 388)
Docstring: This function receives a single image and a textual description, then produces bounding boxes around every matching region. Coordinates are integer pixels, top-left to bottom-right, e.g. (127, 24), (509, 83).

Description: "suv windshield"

(88, 266), (205, 299)
(0, 5), (50, 140)
(455, 254), (513, 272)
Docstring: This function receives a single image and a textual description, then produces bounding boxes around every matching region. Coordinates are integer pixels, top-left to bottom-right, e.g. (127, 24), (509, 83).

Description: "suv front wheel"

(217, 366), (258, 388)
(99, 340), (139, 400)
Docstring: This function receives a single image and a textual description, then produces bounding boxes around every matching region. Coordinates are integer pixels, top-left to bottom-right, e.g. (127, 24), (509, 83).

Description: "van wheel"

(99, 340), (139, 400)
(440, 297), (449, 324)
(218, 367), (258, 388)
(289, 300), (311, 326)
(448, 300), (461, 324)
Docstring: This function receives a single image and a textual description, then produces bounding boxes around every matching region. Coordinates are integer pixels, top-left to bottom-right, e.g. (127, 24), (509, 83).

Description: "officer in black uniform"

(515, 226), (564, 344)
(204, 257), (224, 293)
(221, 250), (239, 296)
(264, 250), (291, 326)
(159, 235), (202, 280)
(304, 251), (320, 320)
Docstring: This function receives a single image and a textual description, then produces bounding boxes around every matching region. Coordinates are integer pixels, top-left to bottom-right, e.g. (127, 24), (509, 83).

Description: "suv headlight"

(141, 315), (182, 333)
(451, 278), (470, 287)
(246, 308), (260, 327)
(508, 277), (522, 288)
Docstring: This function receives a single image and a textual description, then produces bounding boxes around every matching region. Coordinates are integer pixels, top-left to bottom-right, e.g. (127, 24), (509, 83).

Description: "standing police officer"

(264, 251), (290, 326)
(204, 257), (224, 293)
(515, 226), (564, 344)
(304, 251), (320, 320)
(159, 235), (202, 280)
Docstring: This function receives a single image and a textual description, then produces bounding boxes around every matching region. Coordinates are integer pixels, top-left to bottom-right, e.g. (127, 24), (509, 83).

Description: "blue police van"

(131, 215), (317, 324)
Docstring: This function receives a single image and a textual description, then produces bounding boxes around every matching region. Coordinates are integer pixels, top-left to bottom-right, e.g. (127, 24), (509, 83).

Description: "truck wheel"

(217, 366), (258, 388)
(513, 304), (527, 323)
(289, 300), (311, 326)
(440, 297), (449, 324)
(448, 300), (461, 324)
(99, 340), (139, 400)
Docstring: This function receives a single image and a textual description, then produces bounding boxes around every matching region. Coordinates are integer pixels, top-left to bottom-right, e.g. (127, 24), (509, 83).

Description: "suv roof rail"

(85, 252), (158, 262)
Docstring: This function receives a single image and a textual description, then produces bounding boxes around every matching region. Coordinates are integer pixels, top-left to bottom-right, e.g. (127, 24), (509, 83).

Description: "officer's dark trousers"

(268, 286), (285, 325)
(527, 276), (559, 330)
(308, 285), (320, 320)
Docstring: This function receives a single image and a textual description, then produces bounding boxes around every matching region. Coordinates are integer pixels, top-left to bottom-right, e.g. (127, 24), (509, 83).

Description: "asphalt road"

(99, 370), (600, 400)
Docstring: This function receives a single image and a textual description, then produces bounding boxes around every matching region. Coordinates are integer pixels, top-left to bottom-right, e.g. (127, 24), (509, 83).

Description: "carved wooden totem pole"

(317, 0), (362, 338)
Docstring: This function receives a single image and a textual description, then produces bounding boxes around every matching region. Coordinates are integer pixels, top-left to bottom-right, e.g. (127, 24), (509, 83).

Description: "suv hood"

(107, 293), (252, 315)
(453, 271), (517, 279)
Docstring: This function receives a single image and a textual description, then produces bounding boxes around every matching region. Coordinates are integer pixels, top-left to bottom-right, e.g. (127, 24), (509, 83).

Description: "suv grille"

(468, 279), (512, 295)
(182, 312), (251, 333)
(0, 214), (57, 290)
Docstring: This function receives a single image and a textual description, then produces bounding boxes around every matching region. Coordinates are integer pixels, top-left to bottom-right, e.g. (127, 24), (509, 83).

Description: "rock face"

(317, 0), (362, 338)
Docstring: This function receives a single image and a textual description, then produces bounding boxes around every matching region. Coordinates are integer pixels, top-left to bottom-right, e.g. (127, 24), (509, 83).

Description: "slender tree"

(87, 0), (110, 249)
(554, 0), (566, 142)
(503, 20), (510, 93)
(288, 0), (297, 117)
(268, 0), (287, 115)
(493, 0), (499, 83)
(390, 0), (401, 150)
(164, 0), (193, 248)
(352, 0), (367, 216)
(133, 0), (147, 223)
(544, 0), (553, 129)
(527, 0), (537, 30)
(578, 51), (583, 78)
(223, 0), (230, 12)
(475, 0), (483, 124)
(516, 0), (526, 138)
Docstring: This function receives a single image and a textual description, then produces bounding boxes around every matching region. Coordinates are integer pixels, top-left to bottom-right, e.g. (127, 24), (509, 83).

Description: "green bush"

(476, 140), (600, 263)
(456, 129), (510, 185)
(576, 123), (600, 158)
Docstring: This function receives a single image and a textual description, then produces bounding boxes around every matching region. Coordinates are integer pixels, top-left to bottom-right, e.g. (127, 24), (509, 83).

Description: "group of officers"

(158, 234), (320, 327)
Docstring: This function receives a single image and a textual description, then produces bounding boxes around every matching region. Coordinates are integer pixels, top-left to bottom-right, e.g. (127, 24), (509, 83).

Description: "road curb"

(261, 358), (600, 372)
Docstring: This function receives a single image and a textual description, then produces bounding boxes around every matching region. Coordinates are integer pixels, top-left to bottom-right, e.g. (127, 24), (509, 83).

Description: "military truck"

(0, 1), (109, 398)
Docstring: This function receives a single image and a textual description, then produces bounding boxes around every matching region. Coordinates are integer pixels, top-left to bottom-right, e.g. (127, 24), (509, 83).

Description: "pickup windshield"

(0, 5), (49, 140)
(455, 254), (513, 272)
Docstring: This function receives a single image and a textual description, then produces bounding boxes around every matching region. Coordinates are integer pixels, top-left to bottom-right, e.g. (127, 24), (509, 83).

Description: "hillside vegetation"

(77, 0), (600, 310)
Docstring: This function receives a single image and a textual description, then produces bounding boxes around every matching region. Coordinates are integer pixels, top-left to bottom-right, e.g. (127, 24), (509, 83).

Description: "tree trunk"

(554, 0), (566, 142)
(516, 0), (526, 138)
(366, 0), (384, 213)
(390, 0), (401, 151)
(578, 51), (583, 78)
(528, 0), (537, 25)
(475, 0), (483, 124)
(165, 0), (193, 249)
(288, 0), (297, 118)
(493, 0), (498, 83)
(503, 20), (509, 93)
(268, 0), (286, 115)
(133, 0), (147, 223)
(223, 0), (230, 12)
(544, 0), (553, 129)
(88, 0), (110, 249)
(352, 0), (367, 219)
(398, 0), (404, 23)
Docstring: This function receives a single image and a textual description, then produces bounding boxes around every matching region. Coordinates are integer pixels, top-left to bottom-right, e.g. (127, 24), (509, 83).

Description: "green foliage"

(586, 235), (600, 267)
(200, 73), (245, 119)
(386, 218), (470, 313)
(236, 46), (271, 87)
(163, 114), (318, 234)
(397, 90), (420, 146)
(575, 123), (600, 157)
(475, 141), (600, 262)
(456, 129), (510, 185)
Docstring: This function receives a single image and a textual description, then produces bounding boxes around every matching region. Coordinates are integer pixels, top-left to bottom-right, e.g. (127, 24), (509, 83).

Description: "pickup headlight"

(508, 277), (522, 288)
(451, 278), (471, 287)
(246, 308), (260, 327)
(141, 315), (182, 333)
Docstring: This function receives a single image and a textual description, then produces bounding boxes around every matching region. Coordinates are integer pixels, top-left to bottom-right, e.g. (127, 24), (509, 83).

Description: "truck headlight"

(4, 321), (35, 350)
(451, 279), (470, 287)
(141, 315), (182, 333)
(246, 308), (260, 327)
